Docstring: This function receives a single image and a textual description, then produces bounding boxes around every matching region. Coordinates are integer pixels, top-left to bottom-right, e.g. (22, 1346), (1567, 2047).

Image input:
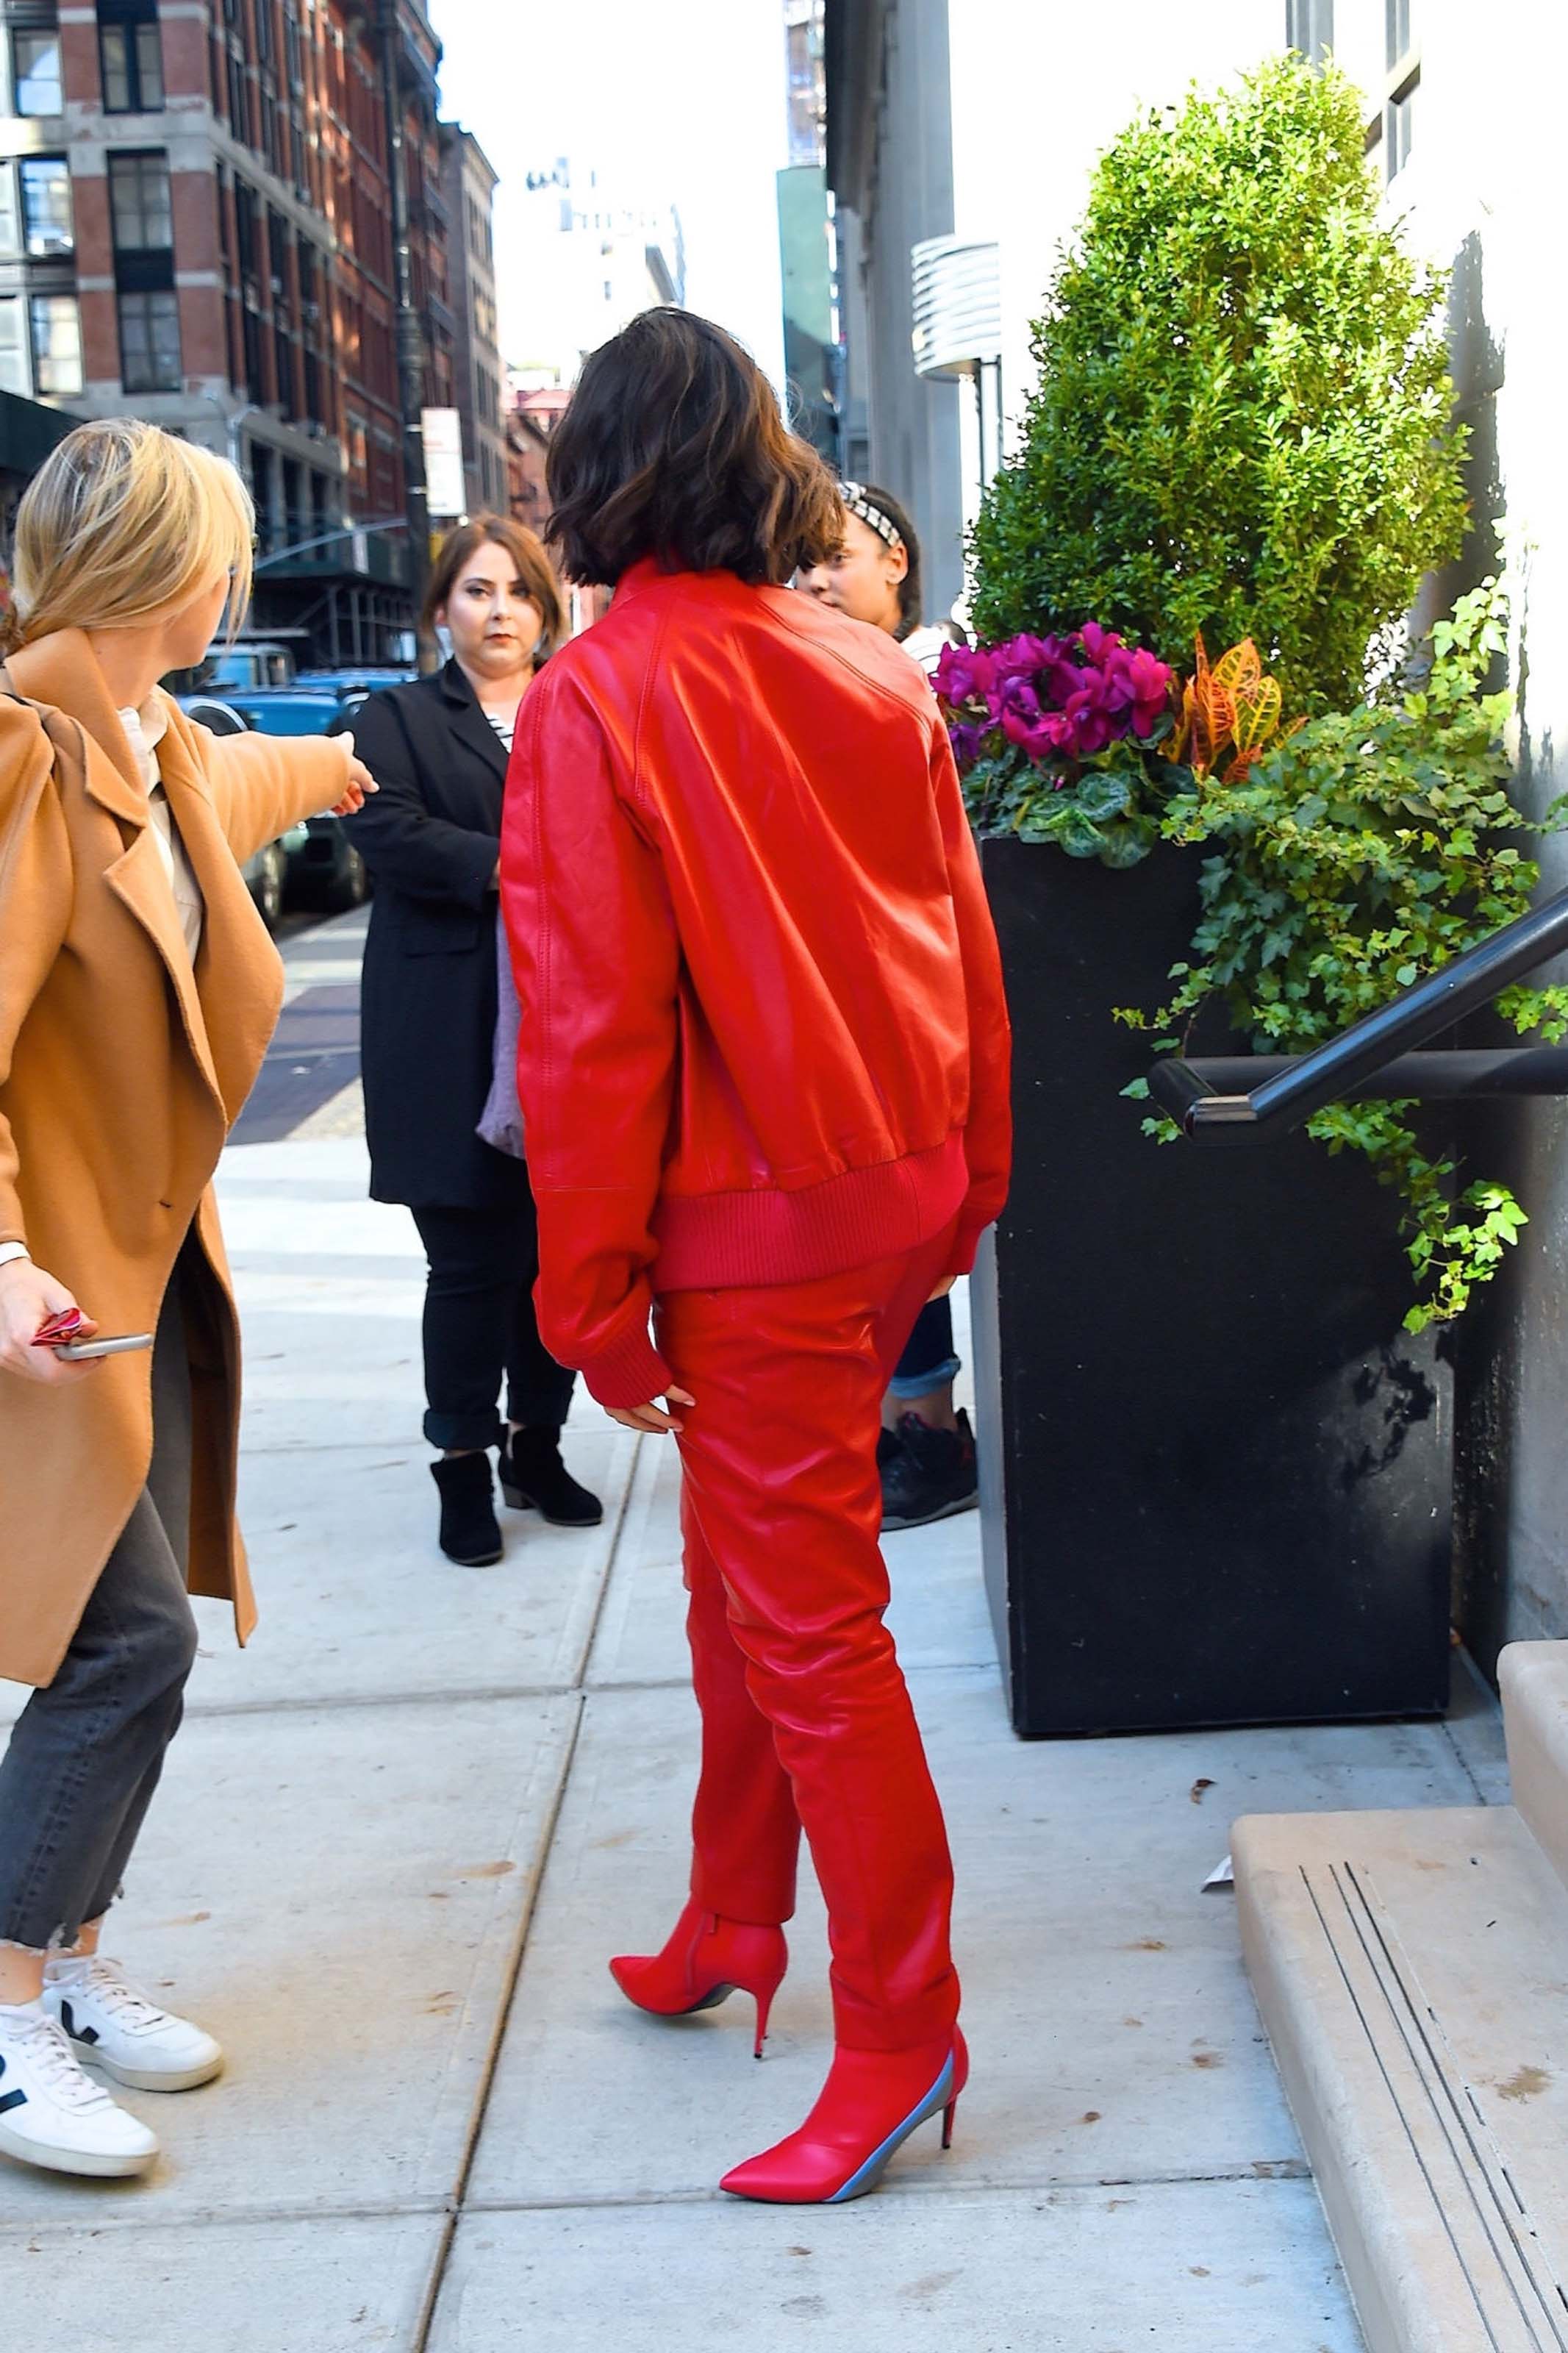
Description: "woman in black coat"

(346, 517), (600, 1565)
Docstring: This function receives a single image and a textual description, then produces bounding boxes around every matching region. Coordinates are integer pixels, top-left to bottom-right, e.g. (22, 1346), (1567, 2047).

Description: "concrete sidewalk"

(1, 920), (1509, 2349)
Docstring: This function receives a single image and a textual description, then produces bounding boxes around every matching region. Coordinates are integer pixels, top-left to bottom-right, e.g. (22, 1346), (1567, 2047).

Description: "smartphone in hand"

(31, 1310), (152, 1361)
(56, 1332), (154, 1361)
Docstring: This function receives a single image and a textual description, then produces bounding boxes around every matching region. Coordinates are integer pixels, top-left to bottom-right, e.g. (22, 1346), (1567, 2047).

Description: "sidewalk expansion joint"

(182, 1680), (586, 1718)
(457, 2160), (1317, 2218)
(0, 2193), (457, 2242)
(565, 1432), (644, 1690)
(412, 1689), (592, 2353)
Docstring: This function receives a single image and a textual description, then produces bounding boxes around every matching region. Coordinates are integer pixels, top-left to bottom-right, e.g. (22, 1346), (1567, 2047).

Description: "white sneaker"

(43, 1956), (224, 2093)
(0, 2000), (159, 2178)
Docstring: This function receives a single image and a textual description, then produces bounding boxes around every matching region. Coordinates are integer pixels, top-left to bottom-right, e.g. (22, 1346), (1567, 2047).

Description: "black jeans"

(0, 1267), (198, 1951)
(889, 1293), (962, 1401)
(411, 1199), (576, 1451)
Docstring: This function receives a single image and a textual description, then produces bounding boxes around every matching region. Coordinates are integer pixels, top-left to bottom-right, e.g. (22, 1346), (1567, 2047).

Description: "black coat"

(346, 662), (530, 1209)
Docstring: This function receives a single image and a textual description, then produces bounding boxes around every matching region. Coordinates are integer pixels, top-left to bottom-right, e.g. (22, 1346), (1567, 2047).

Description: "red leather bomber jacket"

(499, 559), (1012, 1408)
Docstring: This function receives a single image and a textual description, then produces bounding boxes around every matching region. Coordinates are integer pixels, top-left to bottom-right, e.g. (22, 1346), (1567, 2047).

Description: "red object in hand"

(32, 1308), (85, 1347)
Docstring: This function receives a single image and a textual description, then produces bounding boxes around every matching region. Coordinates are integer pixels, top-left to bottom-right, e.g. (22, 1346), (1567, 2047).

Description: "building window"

(1379, 0), (1419, 181)
(101, 18), (165, 114)
(251, 440), (275, 553)
(0, 168), (19, 260)
(274, 321), (294, 416)
(110, 152), (173, 251)
(0, 296), (27, 393)
(119, 288), (182, 391)
(13, 31), (63, 115)
(20, 157), (73, 257)
(227, 49), (248, 143)
(1285, 0), (1333, 62)
(31, 294), (83, 396)
(1386, 82), (1416, 176)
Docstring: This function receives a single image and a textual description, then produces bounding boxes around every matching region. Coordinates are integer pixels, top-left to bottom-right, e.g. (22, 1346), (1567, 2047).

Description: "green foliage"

(962, 745), (1191, 868)
(1117, 584), (1568, 1329)
(969, 54), (1469, 710)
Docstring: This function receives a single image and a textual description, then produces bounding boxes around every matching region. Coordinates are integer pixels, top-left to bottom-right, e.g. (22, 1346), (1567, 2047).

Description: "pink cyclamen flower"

(1115, 646), (1176, 738)
(935, 643), (998, 710)
(948, 721), (985, 770)
(1076, 621), (1125, 666)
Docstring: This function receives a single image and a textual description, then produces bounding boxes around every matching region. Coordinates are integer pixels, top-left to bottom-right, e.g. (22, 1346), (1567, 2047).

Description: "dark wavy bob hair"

(545, 308), (845, 588)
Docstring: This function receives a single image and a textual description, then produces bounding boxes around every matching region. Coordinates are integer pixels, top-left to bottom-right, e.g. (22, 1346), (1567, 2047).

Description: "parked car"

(178, 694), (306, 932)
(296, 665), (415, 701)
(226, 688), (370, 913)
(195, 640), (300, 693)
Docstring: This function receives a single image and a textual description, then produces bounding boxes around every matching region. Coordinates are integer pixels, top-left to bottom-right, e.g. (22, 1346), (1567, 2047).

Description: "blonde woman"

(0, 421), (375, 2180)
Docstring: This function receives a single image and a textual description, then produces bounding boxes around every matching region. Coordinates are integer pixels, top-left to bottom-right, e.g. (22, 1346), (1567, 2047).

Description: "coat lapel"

(1, 632), (271, 1121)
(440, 659), (512, 787)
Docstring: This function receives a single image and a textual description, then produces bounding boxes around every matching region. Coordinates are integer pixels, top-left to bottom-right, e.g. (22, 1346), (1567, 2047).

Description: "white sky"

(430, 0), (791, 391)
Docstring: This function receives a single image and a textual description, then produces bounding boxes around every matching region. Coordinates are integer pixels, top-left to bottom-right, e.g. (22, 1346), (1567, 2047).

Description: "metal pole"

(376, 0), (434, 668)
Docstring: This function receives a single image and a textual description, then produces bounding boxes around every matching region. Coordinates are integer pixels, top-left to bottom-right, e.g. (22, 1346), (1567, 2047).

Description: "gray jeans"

(0, 1263), (199, 1952)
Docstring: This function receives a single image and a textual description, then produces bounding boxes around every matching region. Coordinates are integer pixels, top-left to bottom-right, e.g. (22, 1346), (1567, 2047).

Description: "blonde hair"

(7, 418), (254, 650)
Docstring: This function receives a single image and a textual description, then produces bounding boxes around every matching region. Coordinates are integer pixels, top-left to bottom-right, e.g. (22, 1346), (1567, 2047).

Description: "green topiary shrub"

(969, 54), (1469, 709)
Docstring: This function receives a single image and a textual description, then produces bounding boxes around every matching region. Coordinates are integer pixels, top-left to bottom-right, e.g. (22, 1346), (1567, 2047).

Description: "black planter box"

(972, 835), (1453, 1737)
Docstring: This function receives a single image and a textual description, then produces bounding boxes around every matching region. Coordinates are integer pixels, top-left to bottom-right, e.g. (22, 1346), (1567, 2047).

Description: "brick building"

(0, 0), (486, 662)
(504, 376), (567, 538)
(440, 121), (504, 518)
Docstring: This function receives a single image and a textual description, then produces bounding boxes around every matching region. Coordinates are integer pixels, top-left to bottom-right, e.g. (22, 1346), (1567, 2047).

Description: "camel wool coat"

(0, 629), (352, 1687)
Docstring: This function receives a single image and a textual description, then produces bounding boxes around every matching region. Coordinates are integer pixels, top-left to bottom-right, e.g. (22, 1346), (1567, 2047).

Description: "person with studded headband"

(797, 485), (981, 1532)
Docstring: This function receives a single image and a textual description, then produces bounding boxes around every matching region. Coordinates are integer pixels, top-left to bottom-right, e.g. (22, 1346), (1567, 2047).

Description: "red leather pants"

(654, 1229), (960, 2054)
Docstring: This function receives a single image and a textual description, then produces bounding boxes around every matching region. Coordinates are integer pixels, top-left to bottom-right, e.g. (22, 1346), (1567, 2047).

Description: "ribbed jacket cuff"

(946, 1216), (991, 1278)
(581, 1321), (673, 1411)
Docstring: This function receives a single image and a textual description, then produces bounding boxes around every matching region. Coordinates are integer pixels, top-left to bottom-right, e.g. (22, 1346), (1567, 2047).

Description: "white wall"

(1347, 0), (1568, 1663)
(945, 0), (1275, 478)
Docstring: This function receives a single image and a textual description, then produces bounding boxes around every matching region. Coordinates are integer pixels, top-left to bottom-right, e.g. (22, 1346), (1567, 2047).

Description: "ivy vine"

(1116, 583), (1568, 1330)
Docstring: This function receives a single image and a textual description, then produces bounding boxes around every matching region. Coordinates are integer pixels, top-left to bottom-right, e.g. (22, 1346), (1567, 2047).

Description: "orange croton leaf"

(1211, 638), (1262, 697)
(1172, 633), (1297, 784)
(1231, 675), (1282, 763)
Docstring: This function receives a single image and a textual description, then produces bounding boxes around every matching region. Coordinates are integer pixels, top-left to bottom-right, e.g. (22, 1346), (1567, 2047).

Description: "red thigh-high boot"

(655, 1233), (967, 2203)
(609, 1477), (797, 2056)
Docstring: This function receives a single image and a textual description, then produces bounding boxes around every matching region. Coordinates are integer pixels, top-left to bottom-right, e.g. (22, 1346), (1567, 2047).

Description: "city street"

(1, 913), (1510, 2347)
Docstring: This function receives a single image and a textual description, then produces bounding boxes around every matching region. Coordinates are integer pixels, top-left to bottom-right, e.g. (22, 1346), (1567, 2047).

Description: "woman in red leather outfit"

(499, 309), (1012, 2204)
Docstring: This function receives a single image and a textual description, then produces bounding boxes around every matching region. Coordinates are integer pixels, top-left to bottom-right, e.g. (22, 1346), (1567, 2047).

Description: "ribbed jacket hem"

(651, 1133), (970, 1294)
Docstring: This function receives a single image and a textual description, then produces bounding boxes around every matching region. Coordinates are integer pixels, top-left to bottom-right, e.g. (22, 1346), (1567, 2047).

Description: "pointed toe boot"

(610, 1897), (788, 2059)
(720, 2029), (967, 2203)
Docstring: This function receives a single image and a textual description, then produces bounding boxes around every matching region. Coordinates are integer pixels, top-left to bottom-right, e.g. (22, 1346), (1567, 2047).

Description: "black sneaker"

(501, 1427), (604, 1527)
(880, 1409), (979, 1532)
(431, 1452), (504, 1565)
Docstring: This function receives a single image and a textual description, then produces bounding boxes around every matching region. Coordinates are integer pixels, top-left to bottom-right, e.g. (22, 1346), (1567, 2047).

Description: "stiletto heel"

(722, 2026), (969, 2204)
(609, 1899), (787, 2054)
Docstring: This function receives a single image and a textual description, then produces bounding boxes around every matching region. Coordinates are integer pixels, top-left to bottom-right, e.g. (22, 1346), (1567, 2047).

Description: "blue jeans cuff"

(887, 1354), (962, 1402)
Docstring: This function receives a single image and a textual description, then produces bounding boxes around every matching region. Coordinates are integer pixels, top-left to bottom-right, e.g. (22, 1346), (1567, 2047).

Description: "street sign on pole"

(422, 407), (466, 520)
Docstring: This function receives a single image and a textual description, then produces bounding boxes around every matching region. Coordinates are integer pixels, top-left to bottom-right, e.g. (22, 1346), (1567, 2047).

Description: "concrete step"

(1502, 1642), (1568, 1895)
(1234, 1641), (1568, 2353)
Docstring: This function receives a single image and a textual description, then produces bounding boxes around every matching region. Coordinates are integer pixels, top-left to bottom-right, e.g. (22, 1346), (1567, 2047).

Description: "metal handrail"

(1149, 890), (1568, 1143)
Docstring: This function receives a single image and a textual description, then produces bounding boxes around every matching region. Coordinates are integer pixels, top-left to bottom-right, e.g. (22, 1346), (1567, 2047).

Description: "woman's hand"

(327, 755), (379, 820)
(0, 1260), (100, 1386)
(926, 1276), (957, 1302)
(608, 1385), (695, 1436)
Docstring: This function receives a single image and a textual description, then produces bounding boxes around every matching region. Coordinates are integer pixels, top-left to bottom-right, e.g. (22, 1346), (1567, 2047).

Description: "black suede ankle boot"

(431, 1452), (504, 1565)
(501, 1428), (604, 1527)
